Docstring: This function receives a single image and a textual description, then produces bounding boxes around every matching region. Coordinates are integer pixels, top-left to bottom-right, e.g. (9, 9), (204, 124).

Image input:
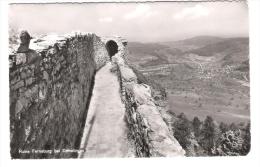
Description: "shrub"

(212, 130), (244, 156)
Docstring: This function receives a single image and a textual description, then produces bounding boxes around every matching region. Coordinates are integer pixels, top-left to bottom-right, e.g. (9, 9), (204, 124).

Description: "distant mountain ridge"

(189, 37), (249, 57)
(127, 35), (249, 83)
(129, 36), (249, 50)
(128, 36), (249, 67)
(162, 36), (226, 47)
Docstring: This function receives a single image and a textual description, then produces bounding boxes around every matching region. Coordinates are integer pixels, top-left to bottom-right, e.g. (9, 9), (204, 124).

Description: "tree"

(192, 116), (202, 138)
(200, 116), (218, 155)
(173, 113), (192, 150)
(185, 132), (201, 156)
(241, 123), (250, 155)
(229, 123), (239, 131)
(219, 122), (229, 133)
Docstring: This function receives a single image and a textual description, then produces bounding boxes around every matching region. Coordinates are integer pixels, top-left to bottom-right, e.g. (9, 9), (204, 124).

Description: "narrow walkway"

(79, 62), (134, 158)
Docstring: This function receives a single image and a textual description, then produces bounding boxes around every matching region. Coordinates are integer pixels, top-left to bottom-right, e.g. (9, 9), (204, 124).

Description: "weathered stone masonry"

(9, 32), (109, 159)
(9, 32), (184, 159)
(111, 40), (185, 157)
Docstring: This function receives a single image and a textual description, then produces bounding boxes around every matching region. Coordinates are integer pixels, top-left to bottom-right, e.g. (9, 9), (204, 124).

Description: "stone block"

(10, 70), (19, 79)
(20, 72), (27, 79)
(25, 77), (35, 86)
(16, 53), (27, 65)
(44, 63), (51, 70)
(15, 97), (30, 117)
(53, 63), (61, 75)
(59, 55), (65, 62)
(30, 64), (35, 69)
(43, 70), (49, 81)
(19, 87), (27, 94)
(20, 69), (33, 79)
(24, 85), (38, 102)
(10, 75), (21, 85)
(39, 83), (47, 100)
(9, 59), (14, 68)
(61, 60), (66, 66)
(12, 80), (24, 90)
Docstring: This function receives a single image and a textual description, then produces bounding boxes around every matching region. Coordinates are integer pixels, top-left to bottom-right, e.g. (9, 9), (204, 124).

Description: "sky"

(9, 2), (249, 42)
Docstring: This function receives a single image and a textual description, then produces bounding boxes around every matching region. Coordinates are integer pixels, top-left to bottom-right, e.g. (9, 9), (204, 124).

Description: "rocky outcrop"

(112, 40), (185, 157)
(9, 32), (109, 159)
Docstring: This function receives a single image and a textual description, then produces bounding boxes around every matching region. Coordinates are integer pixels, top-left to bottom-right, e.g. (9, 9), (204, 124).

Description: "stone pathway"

(79, 62), (134, 158)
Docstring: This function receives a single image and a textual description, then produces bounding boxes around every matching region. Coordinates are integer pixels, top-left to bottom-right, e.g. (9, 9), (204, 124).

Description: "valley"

(126, 36), (250, 124)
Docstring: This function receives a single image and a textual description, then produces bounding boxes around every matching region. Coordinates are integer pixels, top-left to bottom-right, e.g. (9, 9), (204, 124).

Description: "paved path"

(79, 62), (134, 158)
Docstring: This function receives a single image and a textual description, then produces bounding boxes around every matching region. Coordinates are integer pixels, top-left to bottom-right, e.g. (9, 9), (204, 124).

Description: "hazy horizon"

(128, 35), (249, 43)
(9, 2), (248, 42)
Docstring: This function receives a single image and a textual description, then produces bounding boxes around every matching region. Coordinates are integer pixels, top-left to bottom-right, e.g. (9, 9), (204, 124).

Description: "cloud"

(173, 4), (210, 20)
(98, 17), (113, 23)
(124, 4), (158, 20)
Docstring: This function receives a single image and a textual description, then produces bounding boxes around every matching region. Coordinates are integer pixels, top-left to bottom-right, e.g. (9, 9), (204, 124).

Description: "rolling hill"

(189, 37), (249, 57)
(126, 36), (250, 124)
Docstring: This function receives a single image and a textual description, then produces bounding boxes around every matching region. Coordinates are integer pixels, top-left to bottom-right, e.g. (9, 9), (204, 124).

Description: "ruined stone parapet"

(113, 41), (185, 157)
(9, 30), (184, 158)
(9, 31), (110, 159)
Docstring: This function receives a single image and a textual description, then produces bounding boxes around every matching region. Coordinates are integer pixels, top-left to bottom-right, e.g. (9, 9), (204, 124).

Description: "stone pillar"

(17, 30), (32, 53)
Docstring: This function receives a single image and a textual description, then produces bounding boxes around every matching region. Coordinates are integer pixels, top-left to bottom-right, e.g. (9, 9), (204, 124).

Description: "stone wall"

(9, 32), (184, 158)
(112, 40), (185, 157)
(9, 32), (109, 159)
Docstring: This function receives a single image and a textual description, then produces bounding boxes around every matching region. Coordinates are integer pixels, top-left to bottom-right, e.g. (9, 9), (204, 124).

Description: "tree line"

(171, 112), (250, 156)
